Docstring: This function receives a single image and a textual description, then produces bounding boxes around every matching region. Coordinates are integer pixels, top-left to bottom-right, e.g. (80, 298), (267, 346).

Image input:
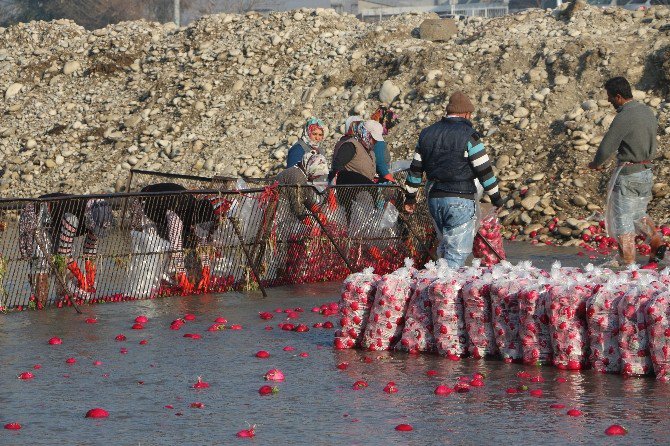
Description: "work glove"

(175, 271), (194, 294)
(67, 261), (88, 291)
(197, 266), (211, 293)
(84, 259), (96, 293)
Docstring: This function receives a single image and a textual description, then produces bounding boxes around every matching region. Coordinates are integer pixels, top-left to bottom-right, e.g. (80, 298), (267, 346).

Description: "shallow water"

(1, 244), (667, 445)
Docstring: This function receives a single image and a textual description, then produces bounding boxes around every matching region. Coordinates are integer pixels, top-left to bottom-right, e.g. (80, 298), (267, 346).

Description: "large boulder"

(418, 19), (457, 42)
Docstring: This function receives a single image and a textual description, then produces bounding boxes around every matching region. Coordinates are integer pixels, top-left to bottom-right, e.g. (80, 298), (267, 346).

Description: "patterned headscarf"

(344, 115), (363, 136)
(356, 123), (375, 151)
(302, 150), (329, 179)
(371, 106), (399, 135)
(301, 117), (325, 150)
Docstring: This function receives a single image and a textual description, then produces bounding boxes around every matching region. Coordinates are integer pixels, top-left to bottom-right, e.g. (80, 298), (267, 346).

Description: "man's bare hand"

(404, 203), (416, 214)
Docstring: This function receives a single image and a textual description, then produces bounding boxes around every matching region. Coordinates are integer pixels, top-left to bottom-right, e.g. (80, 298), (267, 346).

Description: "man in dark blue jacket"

(404, 91), (504, 267)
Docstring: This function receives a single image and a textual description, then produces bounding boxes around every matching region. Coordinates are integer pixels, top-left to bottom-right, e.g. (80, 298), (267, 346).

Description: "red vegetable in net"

(473, 211), (506, 266)
(462, 274), (499, 359)
(398, 264), (442, 354)
(334, 268), (380, 350)
(518, 282), (552, 365)
(429, 274), (468, 358)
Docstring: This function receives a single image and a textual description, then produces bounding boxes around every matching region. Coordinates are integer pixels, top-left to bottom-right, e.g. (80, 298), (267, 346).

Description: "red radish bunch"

(618, 284), (660, 376)
(548, 281), (593, 370)
(398, 265), (440, 354)
(383, 382), (398, 393)
(352, 380), (368, 390)
(491, 277), (532, 362)
(192, 377), (210, 389)
(473, 212), (506, 266)
(429, 275), (467, 358)
(236, 426), (255, 438)
(462, 275), (499, 359)
(518, 283), (553, 365)
(361, 261), (416, 351)
(434, 385), (453, 396)
(586, 282), (629, 373)
(334, 267), (379, 350)
(647, 291), (670, 380)
(605, 424), (627, 436)
(258, 385), (279, 395)
(264, 369), (285, 381)
(85, 408), (109, 418)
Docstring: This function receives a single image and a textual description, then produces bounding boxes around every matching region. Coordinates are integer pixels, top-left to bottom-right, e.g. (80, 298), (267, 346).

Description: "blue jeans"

(428, 196), (476, 268)
(611, 169), (652, 235)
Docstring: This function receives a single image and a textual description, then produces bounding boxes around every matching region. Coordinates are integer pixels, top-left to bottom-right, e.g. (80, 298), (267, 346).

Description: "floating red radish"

(18, 372), (34, 380)
(259, 312), (273, 320)
(264, 369), (285, 382)
(395, 424), (413, 432)
(567, 409), (583, 417)
(48, 337), (62, 345)
(529, 389), (543, 397)
(131, 323), (144, 330)
(115, 334), (126, 341)
(183, 314), (196, 321)
(550, 403), (566, 409)
(4, 423), (21, 430)
(85, 408), (109, 418)
(193, 377), (210, 389)
(255, 350), (270, 358)
(183, 333), (201, 339)
(214, 317), (227, 324)
(33, 364), (41, 370)
(258, 385), (279, 396)
(434, 385), (453, 396)
(135, 315), (148, 323)
(383, 382), (398, 393)
(352, 380), (368, 390)
(190, 402), (204, 408)
(426, 370), (437, 377)
(66, 357), (76, 364)
(139, 340), (148, 345)
(283, 346), (294, 351)
(85, 318), (97, 324)
(236, 425), (255, 438)
(605, 424), (627, 436)
(229, 324), (242, 330)
(299, 352), (309, 357)
(336, 362), (349, 370)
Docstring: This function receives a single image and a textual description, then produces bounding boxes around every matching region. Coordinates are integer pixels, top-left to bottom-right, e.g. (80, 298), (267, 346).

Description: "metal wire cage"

(0, 172), (435, 313)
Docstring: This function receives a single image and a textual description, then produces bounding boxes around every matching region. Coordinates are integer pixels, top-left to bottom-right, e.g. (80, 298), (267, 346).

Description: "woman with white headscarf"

(286, 117), (325, 168)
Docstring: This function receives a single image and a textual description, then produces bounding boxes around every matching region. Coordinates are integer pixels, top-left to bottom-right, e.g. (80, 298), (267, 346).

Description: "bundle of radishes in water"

(334, 258), (670, 379)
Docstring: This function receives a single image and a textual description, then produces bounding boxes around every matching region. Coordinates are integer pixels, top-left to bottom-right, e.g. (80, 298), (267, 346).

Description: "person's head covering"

(85, 199), (113, 238)
(301, 116), (325, 149)
(371, 106), (399, 135)
(446, 91), (475, 115)
(301, 150), (329, 179)
(344, 115), (363, 136)
(357, 120), (384, 150)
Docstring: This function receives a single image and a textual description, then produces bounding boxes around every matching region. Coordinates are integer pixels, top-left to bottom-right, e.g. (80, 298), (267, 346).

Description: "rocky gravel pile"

(1, 1), (670, 245)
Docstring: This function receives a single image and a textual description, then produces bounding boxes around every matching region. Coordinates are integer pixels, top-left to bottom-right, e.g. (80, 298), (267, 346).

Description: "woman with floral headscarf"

(276, 150), (329, 220)
(371, 106), (399, 183)
(286, 117), (325, 168)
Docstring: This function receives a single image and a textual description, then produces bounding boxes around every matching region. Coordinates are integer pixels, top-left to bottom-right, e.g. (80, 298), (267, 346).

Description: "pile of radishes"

(335, 259), (670, 379)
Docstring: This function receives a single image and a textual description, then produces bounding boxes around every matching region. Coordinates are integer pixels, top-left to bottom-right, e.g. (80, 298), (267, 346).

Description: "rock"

(379, 80), (400, 104)
(63, 61), (81, 75)
(418, 18), (457, 42)
(572, 195), (588, 207)
(263, 135), (279, 146)
(513, 107), (529, 118)
(521, 195), (540, 211)
(4, 82), (22, 100)
(496, 155), (510, 169)
(554, 75), (569, 86)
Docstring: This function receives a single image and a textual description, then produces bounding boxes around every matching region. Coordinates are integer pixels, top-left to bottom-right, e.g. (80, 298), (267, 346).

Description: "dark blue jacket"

(417, 117), (478, 195)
